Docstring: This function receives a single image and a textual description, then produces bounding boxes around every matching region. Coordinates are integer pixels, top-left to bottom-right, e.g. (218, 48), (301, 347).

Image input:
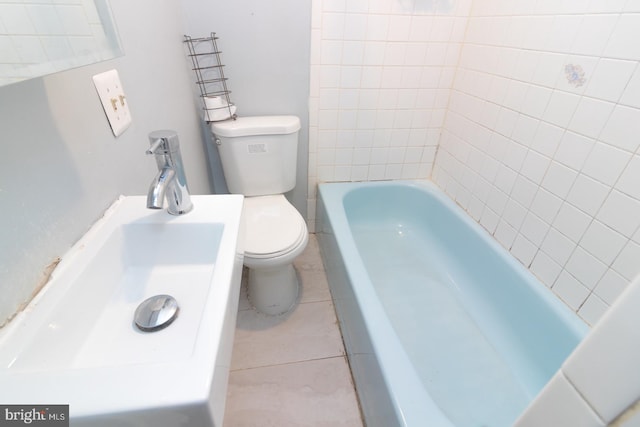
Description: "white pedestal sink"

(0, 195), (244, 426)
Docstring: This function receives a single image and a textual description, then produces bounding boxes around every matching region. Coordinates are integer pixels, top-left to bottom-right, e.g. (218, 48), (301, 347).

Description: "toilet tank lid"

(211, 115), (301, 137)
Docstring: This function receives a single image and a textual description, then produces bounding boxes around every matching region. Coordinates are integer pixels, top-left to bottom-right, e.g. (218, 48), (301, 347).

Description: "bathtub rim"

(318, 180), (453, 426)
(319, 179), (588, 338)
(317, 179), (589, 427)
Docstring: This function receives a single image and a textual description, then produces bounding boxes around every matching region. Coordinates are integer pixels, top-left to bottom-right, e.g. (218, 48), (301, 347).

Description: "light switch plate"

(93, 69), (132, 137)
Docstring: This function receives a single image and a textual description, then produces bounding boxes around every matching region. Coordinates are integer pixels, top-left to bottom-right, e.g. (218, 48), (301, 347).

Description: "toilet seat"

(243, 195), (307, 259)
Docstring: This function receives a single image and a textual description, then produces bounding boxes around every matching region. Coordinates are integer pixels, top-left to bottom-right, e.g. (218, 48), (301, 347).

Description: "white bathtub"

(316, 180), (588, 427)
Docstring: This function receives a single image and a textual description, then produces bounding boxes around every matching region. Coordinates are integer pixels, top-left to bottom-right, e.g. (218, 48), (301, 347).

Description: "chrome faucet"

(146, 130), (193, 215)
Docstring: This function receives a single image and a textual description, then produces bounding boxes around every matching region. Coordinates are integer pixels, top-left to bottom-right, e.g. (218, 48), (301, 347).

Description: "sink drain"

(134, 295), (179, 332)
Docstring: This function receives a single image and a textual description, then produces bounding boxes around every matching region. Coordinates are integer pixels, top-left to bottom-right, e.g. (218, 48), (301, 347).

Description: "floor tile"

(294, 236), (333, 304)
(226, 233), (362, 426)
(238, 235), (331, 312)
(225, 357), (363, 427)
(231, 299), (344, 370)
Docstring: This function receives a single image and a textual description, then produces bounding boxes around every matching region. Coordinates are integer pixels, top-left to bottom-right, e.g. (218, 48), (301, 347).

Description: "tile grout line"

(229, 353), (349, 373)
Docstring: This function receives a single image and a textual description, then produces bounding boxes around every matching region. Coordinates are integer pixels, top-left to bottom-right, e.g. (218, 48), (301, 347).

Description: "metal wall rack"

(184, 33), (236, 122)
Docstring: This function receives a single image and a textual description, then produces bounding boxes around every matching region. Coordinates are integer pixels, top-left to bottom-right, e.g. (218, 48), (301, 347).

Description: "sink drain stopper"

(134, 295), (179, 332)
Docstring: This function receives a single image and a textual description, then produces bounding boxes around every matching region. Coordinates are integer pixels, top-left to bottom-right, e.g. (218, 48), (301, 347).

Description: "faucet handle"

(146, 138), (166, 155)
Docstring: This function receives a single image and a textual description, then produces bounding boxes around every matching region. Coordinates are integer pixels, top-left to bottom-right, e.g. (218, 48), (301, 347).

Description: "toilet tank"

(211, 116), (301, 196)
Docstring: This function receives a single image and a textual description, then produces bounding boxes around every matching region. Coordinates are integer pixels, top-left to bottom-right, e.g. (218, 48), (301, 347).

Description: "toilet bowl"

(243, 195), (309, 315)
(210, 115), (308, 315)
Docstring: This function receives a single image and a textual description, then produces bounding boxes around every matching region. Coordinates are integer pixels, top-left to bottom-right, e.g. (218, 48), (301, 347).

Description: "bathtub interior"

(318, 181), (588, 427)
(343, 184), (586, 391)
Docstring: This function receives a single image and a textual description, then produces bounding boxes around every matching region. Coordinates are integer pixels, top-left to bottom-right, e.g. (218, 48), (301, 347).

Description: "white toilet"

(211, 116), (308, 315)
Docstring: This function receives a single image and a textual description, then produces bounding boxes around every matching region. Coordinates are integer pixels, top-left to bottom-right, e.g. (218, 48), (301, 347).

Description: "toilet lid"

(243, 195), (306, 258)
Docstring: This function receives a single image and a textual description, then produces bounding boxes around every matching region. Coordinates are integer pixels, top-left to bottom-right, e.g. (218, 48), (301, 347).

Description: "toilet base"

(247, 263), (299, 315)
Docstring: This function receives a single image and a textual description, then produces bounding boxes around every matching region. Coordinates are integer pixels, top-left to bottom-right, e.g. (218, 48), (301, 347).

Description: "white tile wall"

(433, 2), (640, 325)
(308, 0), (640, 325)
(308, 0), (473, 230)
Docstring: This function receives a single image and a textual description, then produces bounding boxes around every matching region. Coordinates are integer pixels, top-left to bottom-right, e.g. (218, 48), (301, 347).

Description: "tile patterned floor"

(223, 234), (364, 426)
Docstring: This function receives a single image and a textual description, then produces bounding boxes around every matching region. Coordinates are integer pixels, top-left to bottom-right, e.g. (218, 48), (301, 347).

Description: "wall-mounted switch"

(92, 69), (132, 137)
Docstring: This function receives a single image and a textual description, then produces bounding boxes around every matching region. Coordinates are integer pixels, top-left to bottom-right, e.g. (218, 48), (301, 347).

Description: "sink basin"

(0, 195), (244, 426)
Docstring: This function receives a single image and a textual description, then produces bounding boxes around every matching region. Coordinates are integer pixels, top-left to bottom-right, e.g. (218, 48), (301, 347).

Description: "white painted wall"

(1, 0), (313, 326)
(0, 0), (210, 325)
